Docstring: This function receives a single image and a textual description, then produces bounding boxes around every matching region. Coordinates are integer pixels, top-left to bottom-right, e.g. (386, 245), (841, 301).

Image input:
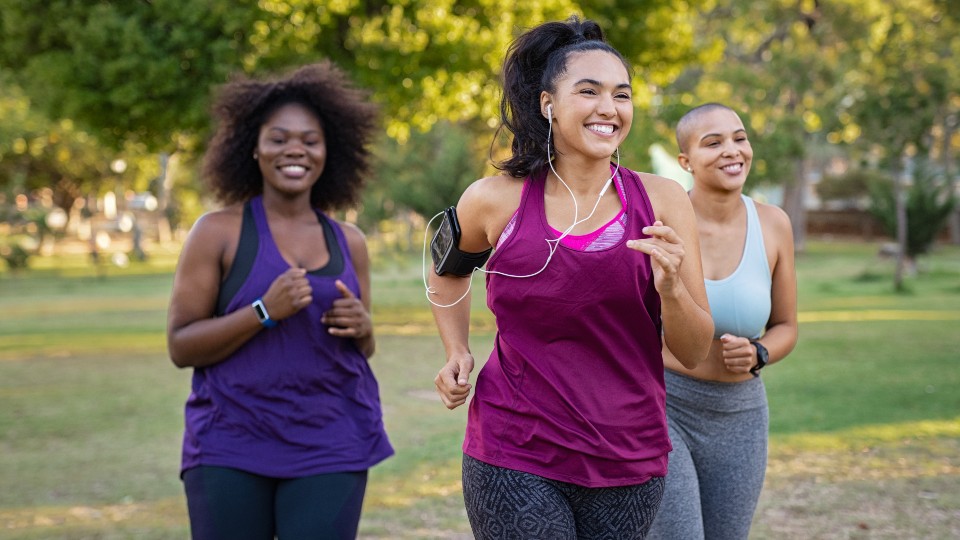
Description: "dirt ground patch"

(753, 436), (960, 539)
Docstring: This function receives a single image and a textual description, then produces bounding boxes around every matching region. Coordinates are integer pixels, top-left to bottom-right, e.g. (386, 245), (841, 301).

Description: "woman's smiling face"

(543, 49), (633, 162)
(256, 102), (327, 196)
(680, 108), (753, 192)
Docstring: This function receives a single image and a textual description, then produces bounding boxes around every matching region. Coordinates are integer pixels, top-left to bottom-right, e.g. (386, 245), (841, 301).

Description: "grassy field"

(0, 239), (958, 539)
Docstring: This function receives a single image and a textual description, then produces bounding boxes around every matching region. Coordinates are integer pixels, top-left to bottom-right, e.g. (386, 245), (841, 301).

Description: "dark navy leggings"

(182, 466), (368, 540)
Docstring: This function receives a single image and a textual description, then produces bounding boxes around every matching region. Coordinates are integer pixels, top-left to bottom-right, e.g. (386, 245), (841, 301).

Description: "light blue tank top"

(704, 195), (771, 339)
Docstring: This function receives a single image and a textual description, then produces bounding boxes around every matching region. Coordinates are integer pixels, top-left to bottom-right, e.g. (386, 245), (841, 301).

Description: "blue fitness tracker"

(252, 298), (278, 328)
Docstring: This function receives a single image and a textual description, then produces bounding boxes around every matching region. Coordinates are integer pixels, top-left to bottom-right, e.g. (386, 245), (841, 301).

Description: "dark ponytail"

(493, 16), (630, 178)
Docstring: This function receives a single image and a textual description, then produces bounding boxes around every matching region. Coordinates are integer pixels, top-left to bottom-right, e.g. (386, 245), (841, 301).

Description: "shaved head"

(676, 103), (736, 153)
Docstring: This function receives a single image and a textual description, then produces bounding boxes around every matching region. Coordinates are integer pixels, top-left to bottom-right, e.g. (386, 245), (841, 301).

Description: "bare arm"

(430, 176), (519, 409)
(628, 176), (713, 368)
(166, 211), (312, 368)
(756, 203), (798, 366)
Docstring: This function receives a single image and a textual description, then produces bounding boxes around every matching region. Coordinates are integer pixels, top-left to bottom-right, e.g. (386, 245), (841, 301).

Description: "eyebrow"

(699, 128), (747, 142)
(266, 126), (321, 134)
(574, 78), (632, 90)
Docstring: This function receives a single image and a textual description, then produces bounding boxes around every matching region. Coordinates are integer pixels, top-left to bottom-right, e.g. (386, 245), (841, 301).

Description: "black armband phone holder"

(431, 206), (492, 277)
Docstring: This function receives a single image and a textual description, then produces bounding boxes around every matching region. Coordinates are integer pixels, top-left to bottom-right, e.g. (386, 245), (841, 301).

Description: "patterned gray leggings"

(462, 454), (665, 540)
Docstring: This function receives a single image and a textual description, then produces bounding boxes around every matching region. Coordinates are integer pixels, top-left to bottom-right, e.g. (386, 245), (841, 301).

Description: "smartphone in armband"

(431, 206), (492, 277)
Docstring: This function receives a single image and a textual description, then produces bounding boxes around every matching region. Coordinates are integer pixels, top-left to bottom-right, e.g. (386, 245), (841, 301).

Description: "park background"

(1, 1), (958, 538)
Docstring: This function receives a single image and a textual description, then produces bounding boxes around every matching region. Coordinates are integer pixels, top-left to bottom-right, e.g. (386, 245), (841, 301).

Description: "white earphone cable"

(423, 106), (620, 307)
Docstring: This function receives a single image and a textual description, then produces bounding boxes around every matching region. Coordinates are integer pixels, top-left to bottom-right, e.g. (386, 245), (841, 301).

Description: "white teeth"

(722, 164), (742, 173)
(281, 165), (307, 175)
(588, 124), (614, 134)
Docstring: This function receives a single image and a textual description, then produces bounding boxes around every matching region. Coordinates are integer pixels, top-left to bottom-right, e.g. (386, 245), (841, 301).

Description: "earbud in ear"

(546, 104), (553, 118)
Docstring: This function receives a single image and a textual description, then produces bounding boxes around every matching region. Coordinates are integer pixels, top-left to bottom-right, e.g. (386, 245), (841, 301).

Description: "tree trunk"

(893, 159), (908, 292)
(948, 211), (960, 246)
(943, 114), (959, 245)
(781, 157), (808, 254)
(155, 152), (175, 245)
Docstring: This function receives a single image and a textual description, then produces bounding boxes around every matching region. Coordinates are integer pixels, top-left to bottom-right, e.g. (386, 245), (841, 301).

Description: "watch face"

(253, 300), (268, 322)
(757, 344), (769, 364)
(751, 341), (768, 375)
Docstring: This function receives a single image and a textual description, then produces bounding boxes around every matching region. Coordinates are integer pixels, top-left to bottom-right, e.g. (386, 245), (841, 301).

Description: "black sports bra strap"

(216, 202), (259, 316)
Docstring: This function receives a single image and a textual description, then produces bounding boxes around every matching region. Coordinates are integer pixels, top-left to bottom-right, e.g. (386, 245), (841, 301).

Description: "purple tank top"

(181, 196), (393, 477)
(465, 166), (668, 487)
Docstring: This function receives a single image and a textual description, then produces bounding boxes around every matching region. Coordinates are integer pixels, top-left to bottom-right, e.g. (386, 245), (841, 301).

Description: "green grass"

(1, 239), (958, 539)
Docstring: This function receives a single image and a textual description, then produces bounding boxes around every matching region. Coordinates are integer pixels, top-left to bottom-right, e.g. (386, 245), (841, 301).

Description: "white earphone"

(422, 97), (620, 308)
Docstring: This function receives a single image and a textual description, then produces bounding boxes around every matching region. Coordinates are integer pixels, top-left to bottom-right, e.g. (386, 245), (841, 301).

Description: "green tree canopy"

(0, 0), (710, 151)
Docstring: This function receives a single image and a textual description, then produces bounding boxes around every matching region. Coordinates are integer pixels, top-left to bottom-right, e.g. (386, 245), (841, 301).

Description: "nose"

(283, 142), (306, 157)
(597, 93), (617, 117)
(721, 139), (740, 157)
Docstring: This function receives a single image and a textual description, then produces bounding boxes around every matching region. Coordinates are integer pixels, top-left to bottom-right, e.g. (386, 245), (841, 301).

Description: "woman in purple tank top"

(428, 16), (714, 540)
(167, 63), (392, 539)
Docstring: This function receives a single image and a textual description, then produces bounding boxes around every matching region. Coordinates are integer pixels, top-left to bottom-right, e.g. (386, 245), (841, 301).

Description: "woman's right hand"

(435, 353), (475, 409)
(261, 267), (313, 321)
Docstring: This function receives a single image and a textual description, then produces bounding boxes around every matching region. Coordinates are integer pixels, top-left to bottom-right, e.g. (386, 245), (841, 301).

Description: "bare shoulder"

(460, 174), (524, 211)
(754, 200), (794, 239)
(184, 204), (243, 246)
(636, 172), (690, 221)
(173, 204), (243, 281)
(457, 174), (525, 249)
(335, 219), (368, 251)
(336, 219), (366, 239)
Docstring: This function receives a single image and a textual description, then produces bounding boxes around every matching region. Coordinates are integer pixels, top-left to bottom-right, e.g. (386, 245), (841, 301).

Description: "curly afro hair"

(202, 61), (379, 211)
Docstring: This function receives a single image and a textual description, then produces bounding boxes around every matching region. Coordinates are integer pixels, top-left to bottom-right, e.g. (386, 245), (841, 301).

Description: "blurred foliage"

(0, 0), (709, 150)
(818, 168), (887, 204)
(0, 0), (957, 250)
(367, 121), (486, 222)
(0, 0), (712, 231)
(0, 0), (258, 151)
(0, 238), (31, 271)
(868, 161), (956, 257)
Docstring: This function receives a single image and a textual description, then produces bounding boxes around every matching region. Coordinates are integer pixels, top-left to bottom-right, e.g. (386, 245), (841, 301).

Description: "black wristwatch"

(750, 340), (769, 377)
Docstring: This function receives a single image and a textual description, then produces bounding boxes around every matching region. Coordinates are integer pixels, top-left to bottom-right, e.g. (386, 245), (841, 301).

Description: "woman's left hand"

(719, 333), (756, 374)
(627, 220), (685, 297)
(322, 280), (372, 338)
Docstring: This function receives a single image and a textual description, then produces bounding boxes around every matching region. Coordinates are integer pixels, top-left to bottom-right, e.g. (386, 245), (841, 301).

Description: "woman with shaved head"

(648, 103), (798, 540)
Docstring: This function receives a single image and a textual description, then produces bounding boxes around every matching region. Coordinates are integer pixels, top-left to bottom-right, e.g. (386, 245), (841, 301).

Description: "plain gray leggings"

(648, 370), (768, 540)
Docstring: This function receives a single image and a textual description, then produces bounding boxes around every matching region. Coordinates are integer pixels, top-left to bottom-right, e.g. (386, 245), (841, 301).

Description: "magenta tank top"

(464, 166), (668, 487)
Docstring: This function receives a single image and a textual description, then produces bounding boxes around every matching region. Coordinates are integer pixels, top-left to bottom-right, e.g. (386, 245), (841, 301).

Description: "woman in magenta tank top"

(167, 63), (392, 539)
(428, 16), (714, 540)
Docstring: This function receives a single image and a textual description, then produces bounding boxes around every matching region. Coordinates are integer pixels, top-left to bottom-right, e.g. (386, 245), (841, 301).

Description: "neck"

(261, 190), (314, 218)
(689, 187), (743, 223)
(548, 155), (617, 195)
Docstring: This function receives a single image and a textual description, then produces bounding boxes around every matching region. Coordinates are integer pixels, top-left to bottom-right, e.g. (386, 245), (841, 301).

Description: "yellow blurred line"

(799, 310), (960, 323)
(0, 497), (185, 530)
